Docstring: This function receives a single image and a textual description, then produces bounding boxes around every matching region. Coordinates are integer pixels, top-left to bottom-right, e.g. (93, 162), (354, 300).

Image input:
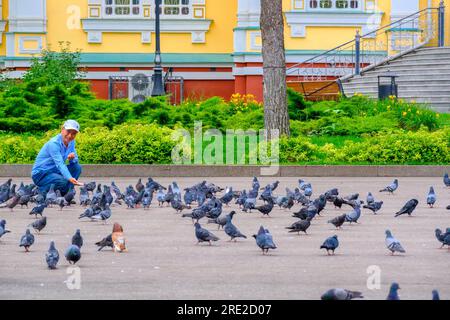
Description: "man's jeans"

(32, 162), (82, 196)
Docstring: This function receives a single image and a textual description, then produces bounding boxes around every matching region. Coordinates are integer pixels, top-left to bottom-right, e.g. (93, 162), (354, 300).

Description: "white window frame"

(159, 0), (193, 19)
(307, 0), (362, 11)
(104, 0), (143, 18)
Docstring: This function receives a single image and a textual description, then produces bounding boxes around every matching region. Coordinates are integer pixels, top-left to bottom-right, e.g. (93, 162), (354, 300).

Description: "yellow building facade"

(0, 0), (446, 100)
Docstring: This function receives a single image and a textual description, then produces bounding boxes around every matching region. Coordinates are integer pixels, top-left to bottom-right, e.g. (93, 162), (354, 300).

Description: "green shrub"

(279, 136), (321, 163)
(329, 127), (450, 164)
(75, 123), (177, 164)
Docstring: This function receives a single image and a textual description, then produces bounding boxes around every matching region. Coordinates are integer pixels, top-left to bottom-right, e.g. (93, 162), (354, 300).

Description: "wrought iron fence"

(287, 5), (444, 83)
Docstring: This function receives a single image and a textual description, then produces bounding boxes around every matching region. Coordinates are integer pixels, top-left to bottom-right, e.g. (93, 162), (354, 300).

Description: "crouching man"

(31, 120), (84, 196)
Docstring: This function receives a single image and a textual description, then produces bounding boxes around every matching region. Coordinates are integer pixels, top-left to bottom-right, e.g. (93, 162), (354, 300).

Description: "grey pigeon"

(345, 203), (362, 223)
(79, 187), (91, 206)
(220, 187), (234, 206)
(426, 186), (436, 208)
(344, 193), (359, 201)
(444, 173), (450, 187)
(385, 230), (405, 255)
(224, 215), (247, 241)
(366, 192), (375, 205)
(45, 241), (59, 269)
(78, 205), (101, 219)
(29, 216), (47, 233)
(170, 198), (189, 213)
(380, 179), (398, 194)
(363, 201), (383, 214)
(208, 211), (235, 230)
(84, 181), (96, 192)
(194, 222), (220, 245)
(292, 204), (318, 220)
(286, 217), (312, 235)
(45, 184), (57, 206)
(64, 188), (76, 206)
(30, 203), (47, 218)
(394, 199), (418, 217)
(0, 194), (20, 211)
(72, 229), (83, 249)
(435, 228), (450, 248)
(254, 198), (274, 217)
(320, 235), (339, 255)
(0, 219), (11, 239)
(91, 204), (111, 224)
(387, 282), (400, 300)
(321, 288), (363, 300)
(19, 229), (35, 252)
(96, 234), (113, 251)
(252, 226), (276, 255)
(328, 214), (346, 229)
(65, 244), (81, 264)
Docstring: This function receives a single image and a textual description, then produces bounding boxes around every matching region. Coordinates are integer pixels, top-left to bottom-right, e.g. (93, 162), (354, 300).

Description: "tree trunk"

(260, 0), (290, 138)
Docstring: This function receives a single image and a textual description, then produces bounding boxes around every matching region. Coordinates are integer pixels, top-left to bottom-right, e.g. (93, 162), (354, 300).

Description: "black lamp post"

(152, 0), (165, 96)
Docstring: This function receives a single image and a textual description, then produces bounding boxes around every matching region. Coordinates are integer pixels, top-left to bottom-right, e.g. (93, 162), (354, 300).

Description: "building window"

(308, 0), (361, 10)
(161, 0), (191, 17)
(105, 0), (141, 16)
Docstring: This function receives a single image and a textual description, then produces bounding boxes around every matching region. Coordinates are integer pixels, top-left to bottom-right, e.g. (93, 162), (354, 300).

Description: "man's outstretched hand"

(67, 153), (76, 161)
(69, 178), (84, 186)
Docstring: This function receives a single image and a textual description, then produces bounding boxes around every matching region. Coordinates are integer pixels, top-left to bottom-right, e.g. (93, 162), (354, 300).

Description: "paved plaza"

(0, 176), (449, 300)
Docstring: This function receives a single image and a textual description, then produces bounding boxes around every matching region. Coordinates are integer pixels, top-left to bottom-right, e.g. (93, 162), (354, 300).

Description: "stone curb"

(0, 164), (448, 177)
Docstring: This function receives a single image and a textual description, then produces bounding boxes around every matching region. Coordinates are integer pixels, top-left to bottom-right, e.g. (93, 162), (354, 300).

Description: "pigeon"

(19, 229), (35, 252)
(84, 181), (96, 193)
(194, 222), (220, 245)
(103, 186), (114, 207)
(394, 199), (419, 217)
(242, 197), (256, 212)
(142, 190), (153, 210)
(387, 282), (400, 300)
(29, 216), (47, 233)
(298, 179), (311, 190)
(286, 217), (312, 235)
(78, 205), (101, 219)
(320, 235), (339, 255)
(328, 214), (347, 229)
(380, 179), (398, 194)
(111, 181), (125, 203)
(432, 290), (440, 300)
(45, 241), (59, 269)
(321, 288), (363, 300)
(366, 192), (375, 205)
(96, 234), (113, 251)
(111, 223), (127, 252)
(79, 187), (91, 206)
(435, 228), (450, 248)
(208, 211), (235, 230)
(332, 197), (345, 209)
(254, 199), (274, 217)
(64, 188), (76, 206)
(363, 201), (383, 214)
(292, 204), (318, 220)
(385, 230), (405, 255)
(30, 203), (47, 218)
(426, 187), (436, 208)
(0, 219), (11, 239)
(224, 215), (247, 241)
(156, 188), (166, 206)
(183, 188), (195, 206)
(171, 182), (181, 201)
(18, 194), (31, 208)
(220, 187), (234, 206)
(65, 244), (81, 265)
(345, 203), (362, 223)
(45, 184), (57, 206)
(303, 186), (312, 198)
(91, 205), (112, 224)
(71, 229), (83, 249)
(55, 190), (68, 211)
(170, 198), (189, 213)
(252, 226), (276, 255)
(0, 194), (20, 211)
(135, 178), (144, 193)
(444, 173), (450, 187)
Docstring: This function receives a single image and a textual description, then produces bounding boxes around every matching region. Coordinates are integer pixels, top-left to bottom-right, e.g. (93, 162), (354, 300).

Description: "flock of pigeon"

(0, 173), (449, 300)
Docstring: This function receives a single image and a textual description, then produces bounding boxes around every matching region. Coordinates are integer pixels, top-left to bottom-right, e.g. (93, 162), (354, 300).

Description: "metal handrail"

(287, 7), (440, 74)
(286, 3), (443, 79)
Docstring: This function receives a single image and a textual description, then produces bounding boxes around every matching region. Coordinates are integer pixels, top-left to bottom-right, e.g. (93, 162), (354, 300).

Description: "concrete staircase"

(341, 47), (450, 113)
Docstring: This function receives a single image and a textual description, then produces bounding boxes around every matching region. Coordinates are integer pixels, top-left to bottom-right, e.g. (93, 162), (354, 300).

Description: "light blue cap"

(63, 119), (80, 132)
